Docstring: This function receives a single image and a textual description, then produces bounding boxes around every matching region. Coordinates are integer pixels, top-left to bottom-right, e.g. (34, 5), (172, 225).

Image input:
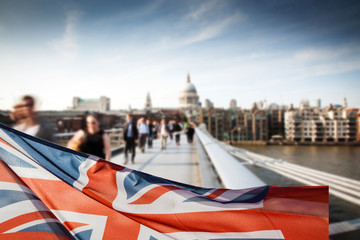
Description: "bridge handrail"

(54, 128), (123, 137)
(195, 124), (265, 189)
(55, 128), (124, 153)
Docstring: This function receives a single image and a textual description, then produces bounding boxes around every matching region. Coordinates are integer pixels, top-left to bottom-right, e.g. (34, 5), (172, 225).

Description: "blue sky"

(0, 0), (359, 110)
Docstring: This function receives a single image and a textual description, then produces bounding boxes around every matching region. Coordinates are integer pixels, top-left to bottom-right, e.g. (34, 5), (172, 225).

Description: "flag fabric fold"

(0, 123), (328, 239)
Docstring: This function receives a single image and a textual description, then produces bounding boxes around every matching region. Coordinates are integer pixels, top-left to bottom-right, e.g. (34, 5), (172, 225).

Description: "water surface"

(237, 145), (360, 180)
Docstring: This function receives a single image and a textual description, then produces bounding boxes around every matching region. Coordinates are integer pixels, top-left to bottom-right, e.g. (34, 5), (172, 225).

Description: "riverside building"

(267, 108), (285, 140)
(284, 105), (358, 143)
(199, 103), (268, 142)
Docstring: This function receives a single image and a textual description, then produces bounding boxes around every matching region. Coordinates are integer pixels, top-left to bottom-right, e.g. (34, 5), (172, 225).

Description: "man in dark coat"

(123, 114), (138, 164)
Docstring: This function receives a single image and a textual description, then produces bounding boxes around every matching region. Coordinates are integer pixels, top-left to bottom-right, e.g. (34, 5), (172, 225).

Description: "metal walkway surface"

(111, 134), (201, 187)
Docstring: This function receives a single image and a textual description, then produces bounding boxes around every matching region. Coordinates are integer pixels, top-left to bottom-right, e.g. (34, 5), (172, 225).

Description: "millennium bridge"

(56, 124), (360, 239)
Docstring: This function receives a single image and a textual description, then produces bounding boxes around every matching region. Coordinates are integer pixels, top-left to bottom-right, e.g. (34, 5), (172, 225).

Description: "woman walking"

(67, 114), (111, 160)
(158, 119), (169, 150)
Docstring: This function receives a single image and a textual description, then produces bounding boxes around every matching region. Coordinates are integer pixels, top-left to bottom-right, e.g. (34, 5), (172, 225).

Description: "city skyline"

(1, 0), (360, 111)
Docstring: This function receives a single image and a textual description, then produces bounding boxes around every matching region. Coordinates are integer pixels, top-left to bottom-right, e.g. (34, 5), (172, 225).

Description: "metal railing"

(55, 128), (124, 152)
(195, 124), (265, 189)
(220, 141), (360, 206)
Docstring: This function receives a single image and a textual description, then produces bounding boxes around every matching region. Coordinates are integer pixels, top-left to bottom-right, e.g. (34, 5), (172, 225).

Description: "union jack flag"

(0, 123), (328, 239)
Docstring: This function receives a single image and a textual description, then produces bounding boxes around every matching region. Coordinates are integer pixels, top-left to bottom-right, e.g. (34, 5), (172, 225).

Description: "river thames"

(238, 145), (360, 181)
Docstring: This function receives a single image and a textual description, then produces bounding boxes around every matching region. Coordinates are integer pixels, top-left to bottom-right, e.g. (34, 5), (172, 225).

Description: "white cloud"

(182, 13), (241, 45)
(291, 45), (360, 78)
(154, 1), (246, 49)
(185, 0), (218, 21)
(50, 10), (82, 59)
(308, 59), (360, 76)
(157, 12), (243, 51)
(294, 46), (360, 62)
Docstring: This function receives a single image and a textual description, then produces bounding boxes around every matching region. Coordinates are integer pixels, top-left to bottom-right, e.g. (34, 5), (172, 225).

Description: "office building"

(71, 96), (110, 113)
(285, 106), (357, 143)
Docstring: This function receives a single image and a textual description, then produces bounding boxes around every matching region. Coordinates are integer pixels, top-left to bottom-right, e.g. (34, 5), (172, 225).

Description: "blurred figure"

(186, 123), (195, 143)
(158, 119), (169, 150)
(123, 114), (138, 164)
(147, 119), (154, 149)
(67, 114), (111, 160)
(138, 118), (149, 153)
(173, 120), (182, 146)
(152, 120), (159, 140)
(10, 95), (54, 142)
(168, 120), (174, 140)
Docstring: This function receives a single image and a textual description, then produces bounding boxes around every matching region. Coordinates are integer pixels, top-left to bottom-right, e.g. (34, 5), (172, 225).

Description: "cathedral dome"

(181, 74), (197, 93)
(183, 82), (197, 93)
(178, 73), (199, 109)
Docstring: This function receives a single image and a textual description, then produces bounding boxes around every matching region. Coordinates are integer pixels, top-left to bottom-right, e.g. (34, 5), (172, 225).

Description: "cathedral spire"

(343, 97), (348, 108)
(187, 73), (191, 83)
(144, 92), (152, 111)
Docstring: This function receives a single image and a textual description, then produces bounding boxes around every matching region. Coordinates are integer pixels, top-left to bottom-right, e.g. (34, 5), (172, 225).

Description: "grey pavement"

(111, 133), (201, 187)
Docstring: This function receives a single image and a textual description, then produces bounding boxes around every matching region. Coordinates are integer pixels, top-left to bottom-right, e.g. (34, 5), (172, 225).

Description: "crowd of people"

(8, 95), (196, 164)
(123, 114), (196, 164)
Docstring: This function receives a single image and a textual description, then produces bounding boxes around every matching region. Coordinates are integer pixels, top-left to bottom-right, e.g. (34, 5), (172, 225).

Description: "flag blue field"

(0, 123), (328, 239)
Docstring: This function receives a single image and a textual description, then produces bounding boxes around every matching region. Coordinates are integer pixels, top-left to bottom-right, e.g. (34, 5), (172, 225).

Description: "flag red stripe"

(264, 186), (329, 218)
(82, 160), (124, 206)
(0, 211), (57, 233)
(0, 161), (25, 184)
(267, 186), (329, 203)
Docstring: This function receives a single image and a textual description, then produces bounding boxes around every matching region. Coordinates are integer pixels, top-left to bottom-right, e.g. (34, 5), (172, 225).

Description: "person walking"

(158, 119), (169, 150)
(67, 114), (111, 160)
(138, 118), (149, 153)
(123, 114), (138, 164)
(168, 120), (174, 140)
(173, 120), (182, 146)
(152, 120), (159, 140)
(186, 123), (195, 143)
(10, 95), (54, 142)
(147, 119), (154, 149)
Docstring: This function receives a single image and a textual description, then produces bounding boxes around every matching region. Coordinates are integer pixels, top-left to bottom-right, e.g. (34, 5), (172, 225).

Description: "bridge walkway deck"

(111, 133), (201, 187)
